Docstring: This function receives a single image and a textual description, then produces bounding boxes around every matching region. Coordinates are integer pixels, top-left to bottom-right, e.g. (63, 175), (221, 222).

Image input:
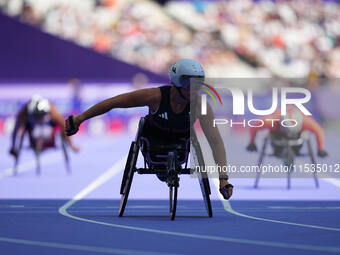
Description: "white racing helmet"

(28, 95), (51, 121)
(280, 108), (303, 138)
(169, 59), (205, 89)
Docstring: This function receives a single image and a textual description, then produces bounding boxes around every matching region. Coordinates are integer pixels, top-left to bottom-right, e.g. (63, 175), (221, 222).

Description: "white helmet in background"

(28, 94), (51, 121)
(280, 107), (303, 138)
(169, 59), (205, 89)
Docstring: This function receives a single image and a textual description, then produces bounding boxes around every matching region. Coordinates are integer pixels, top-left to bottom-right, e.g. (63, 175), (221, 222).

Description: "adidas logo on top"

(159, 112), (168, 120)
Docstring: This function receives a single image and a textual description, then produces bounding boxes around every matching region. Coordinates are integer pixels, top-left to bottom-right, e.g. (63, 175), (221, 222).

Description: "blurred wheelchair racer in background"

(9, 95), (80, 161)
(246, 105), (328, 158)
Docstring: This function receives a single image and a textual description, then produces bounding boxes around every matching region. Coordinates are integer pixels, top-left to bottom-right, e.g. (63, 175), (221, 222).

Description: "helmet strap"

(174, 86), (188, 101)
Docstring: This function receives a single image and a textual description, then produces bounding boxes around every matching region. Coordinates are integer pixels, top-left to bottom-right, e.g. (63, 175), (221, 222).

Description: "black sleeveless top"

(143, 86), (190, 142)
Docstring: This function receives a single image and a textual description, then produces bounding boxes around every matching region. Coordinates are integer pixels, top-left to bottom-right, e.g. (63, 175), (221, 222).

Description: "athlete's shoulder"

(140, 87), (161, 98)
(135, 85), (170, 110)
(132, 87), (162, 109)
(159, 85), (171, 88)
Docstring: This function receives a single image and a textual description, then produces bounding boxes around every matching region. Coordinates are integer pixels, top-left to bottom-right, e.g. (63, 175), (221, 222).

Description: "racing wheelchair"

(118, 117), (212, 220)
(254, 131), (319, 189)
(13, 126), (70, 175)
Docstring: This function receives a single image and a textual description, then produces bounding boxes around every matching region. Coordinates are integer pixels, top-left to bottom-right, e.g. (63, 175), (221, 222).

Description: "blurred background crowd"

(1, 0), (339, 79)
(167, 0), (340, 78)
(1, 0), (239, 76)
(0, 0), (339, 136)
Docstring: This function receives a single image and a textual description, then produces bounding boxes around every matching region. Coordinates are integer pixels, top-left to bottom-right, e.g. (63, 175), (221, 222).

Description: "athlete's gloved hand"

(317, 149), (328, 158)
(9, 147), (18, 158)
(219, 178), (233, 200)
(246, 142), (257, 152)
(65, 115), (79, 136)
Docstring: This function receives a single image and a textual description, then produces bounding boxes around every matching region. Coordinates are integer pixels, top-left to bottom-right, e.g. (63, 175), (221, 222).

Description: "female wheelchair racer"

(65, 59), (233, 208)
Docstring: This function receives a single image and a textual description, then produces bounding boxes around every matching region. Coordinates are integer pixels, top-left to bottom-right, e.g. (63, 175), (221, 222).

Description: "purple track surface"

(0, 132), (339, 255)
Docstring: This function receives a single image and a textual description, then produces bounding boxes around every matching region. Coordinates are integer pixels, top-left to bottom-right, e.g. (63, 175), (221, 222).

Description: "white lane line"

(0, 236), (181, 255)
(0, 157), (182, 255)
(58, 160), (340, 253)
(267, 206), (340, 210)
(212, 179), (340, 232)
(197, 133), (340, 231)
(8, 205), (25, 208)
(321, 177), (340, 189)
(59, 156), (126, 213)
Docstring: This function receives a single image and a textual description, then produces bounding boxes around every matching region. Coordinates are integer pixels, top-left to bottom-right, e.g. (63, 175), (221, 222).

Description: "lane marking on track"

(321, 177), (340, 189)
(212, 179), (340, 232)
(59, 156), (126, 211)
(8, 205), (25, 208)
(197, 133), (340, 231)
(0, 236), (181, 255)
(267, 206), (340, 210)
(58, 158), (340, 253)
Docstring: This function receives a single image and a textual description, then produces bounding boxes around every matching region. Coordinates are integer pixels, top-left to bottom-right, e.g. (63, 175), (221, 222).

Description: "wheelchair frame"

(118, 117), (212, 220)
(13, 127), (71, 175)
(254, 131), (319, 189)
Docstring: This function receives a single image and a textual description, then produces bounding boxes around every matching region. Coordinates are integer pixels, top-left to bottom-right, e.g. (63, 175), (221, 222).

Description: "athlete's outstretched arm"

(68, 88), (159, 133)
(199, 103), (227, 173)
(198, 102), (233, 199)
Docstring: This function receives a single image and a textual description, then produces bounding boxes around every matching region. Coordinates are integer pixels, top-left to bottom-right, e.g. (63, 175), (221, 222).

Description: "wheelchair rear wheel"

(120, 142), (135, 195)
(199, 172), (212, 217)
(13, 130), (25, 176)
(282, 144), (295, 189)
(34, 140), (42, 175)
(191, 130), (213, 217)
(61, 134), (71, 174)
(307, 138), (319, 188)
(118, 141), (139, 217)
(169, 186), (178, 220)
(254, 136), (269, 188)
